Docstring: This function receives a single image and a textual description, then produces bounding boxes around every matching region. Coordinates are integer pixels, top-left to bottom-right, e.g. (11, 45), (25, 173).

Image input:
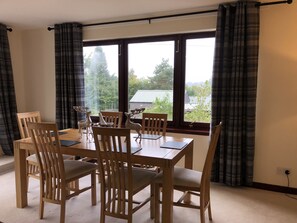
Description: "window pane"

(128, 41), (174, 119)
(184, 38), (215, 123)
(83, 45), (119, 114)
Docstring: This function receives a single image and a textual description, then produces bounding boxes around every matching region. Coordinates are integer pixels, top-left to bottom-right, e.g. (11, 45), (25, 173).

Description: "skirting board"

(252, 182), (297, 195)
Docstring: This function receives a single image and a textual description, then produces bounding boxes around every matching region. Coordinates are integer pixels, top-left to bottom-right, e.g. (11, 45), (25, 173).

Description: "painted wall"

(8, 3), (297, 188)
(254, 3), (297, 188)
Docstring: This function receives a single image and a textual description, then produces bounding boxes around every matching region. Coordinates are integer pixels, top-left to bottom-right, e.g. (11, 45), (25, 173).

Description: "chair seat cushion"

(64, 160), (97, 181)
(107, 167), (157, 192)
(26, 153), (73, 163)
(155, 166), (202, 188)
(131, 167), (157, 191)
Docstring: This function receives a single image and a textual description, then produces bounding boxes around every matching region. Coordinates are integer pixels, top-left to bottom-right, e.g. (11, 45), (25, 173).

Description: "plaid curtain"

(211, 1), (259, 186)
(55, 23), (85, 130)
(0, 23), (20, 155)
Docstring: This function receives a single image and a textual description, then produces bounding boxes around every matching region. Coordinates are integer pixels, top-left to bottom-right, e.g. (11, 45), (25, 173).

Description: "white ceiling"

(0, 0), (231, 30)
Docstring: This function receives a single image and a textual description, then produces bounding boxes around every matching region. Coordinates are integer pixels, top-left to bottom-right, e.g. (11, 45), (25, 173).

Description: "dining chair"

(17, 111), (42, 139)
(82, 111), (123, 166)
(154, 122), (222, 223)
(92, 127), (157, 223)
(138, 113), (168, 171)
(141, 113), (168, 136)
(17, 111), (74, 192)
(17, 111), (42, 191)
(100, 111), (123, 128)
(28, 122), (97, 223)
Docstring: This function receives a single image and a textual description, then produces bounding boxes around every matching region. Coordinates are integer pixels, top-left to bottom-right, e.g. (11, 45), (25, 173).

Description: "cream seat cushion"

(26, 154), (73, 163)
(64, 160), (97, 181)
(155, 166), (202, 188)
(107, 167), (157, 192)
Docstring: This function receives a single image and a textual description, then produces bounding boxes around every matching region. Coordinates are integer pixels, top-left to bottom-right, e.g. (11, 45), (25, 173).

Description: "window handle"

(176, 40), (180, 53)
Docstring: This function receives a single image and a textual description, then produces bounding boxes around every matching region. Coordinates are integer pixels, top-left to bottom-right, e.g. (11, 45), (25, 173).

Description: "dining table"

(14, 128), (194, 223)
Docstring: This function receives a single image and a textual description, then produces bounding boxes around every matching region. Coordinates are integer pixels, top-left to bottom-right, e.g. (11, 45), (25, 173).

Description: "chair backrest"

(201, 122), (222, 198)
(141, 113), (168, 136)
(92, 127), (133, 217)
(100, 111), (123, 128)
(17, 111), (41, 138)
(27, 122), (66, 201)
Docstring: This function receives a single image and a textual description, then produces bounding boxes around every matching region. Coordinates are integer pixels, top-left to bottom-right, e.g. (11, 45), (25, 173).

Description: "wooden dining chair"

(138, 113), (168, 171)
(17, 111), (42, 190)
(17, 111), (42, 139)
(92, 127), (157, 223)
(154, 122), (222, 223)
(141, 113), (167, 136)
(82, 111), (123, 167)
(28, 122), (97, 223)
(17, 111), (74, 192)
(100, 111), (123, 128)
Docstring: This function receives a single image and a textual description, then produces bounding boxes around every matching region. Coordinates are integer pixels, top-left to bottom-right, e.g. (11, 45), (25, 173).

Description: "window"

(128, 41), (174, 120)
(83, 32), (215, 133)
(184, 38), (215, 123)
(83, 45), (119, 114)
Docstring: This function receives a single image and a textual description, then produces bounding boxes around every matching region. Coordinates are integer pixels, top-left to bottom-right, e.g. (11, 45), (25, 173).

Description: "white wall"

(9, 3), (297, 188)
(254, 3), (297, 188)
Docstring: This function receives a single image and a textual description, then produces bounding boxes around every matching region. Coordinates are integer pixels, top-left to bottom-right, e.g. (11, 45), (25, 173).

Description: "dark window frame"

(84, 31), (215, 135)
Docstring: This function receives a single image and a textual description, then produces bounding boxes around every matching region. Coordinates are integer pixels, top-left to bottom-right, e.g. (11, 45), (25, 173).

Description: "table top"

(15, 128), (193, 167)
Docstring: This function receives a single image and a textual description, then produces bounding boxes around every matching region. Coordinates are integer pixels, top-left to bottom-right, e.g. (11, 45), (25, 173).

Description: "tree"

(128, 69), (149, 101)
(184, 80), (211, 122)
(145, 94), (173, 119)
(148, 58), (173, 90)
(84, 47), (118, 114)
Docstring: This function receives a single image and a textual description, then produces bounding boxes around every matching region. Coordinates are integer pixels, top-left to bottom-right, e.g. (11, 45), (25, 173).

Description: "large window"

(128, 41), (174, 120)
(83, 45), (119, 113)
(83, 32), (215, 133)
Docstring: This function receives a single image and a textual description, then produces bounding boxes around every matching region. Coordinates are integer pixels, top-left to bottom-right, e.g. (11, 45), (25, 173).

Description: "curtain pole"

(47, 0), (293, 31)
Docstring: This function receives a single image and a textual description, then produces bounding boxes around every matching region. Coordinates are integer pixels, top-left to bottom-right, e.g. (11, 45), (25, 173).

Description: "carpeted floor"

(0, 169), (297, 223)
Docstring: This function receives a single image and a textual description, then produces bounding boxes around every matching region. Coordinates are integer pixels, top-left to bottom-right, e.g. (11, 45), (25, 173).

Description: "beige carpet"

(0, 170), (296, 223)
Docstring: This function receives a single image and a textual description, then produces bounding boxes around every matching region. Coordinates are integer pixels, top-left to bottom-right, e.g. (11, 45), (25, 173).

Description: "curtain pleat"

(0, 23), (20, 155)
(55, 23), (84, 130)
(211, 1), (259, 186)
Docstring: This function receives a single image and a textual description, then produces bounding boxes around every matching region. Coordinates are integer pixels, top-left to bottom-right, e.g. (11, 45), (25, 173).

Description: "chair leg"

(128, 214), (132, 223)
(39, 198), (44, 219)
(60, 199), (66, 223)
(39, 181), (44, 219)
(91, 171), (97, 205)
(100, 211), (105, 223)
(100, 190), (105, 223)
(150, 183), (155, 219)
(26, 175), (30, 192)
(200, 210), (206, 223)
(154, 183), (160, 223)
(208, 202), (213, 220)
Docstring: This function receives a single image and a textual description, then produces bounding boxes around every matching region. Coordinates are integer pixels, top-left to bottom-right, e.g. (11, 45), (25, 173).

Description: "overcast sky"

(84, 37), (215, 84)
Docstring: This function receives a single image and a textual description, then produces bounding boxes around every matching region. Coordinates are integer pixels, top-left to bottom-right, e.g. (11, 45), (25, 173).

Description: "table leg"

(183, 141), (194, 204)
(162, 165), (173, 223)
(14, 141), (28, 208)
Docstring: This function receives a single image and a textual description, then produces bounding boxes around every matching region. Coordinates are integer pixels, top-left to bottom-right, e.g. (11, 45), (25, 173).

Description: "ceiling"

(0, 0), (231, 30)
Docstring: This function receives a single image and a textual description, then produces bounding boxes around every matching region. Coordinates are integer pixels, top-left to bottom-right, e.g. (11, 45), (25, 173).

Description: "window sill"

(166, 127), (209, 136)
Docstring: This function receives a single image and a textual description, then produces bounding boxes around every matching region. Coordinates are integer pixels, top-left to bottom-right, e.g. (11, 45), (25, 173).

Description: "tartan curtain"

(55, 23), (85, 130)
(211, 1), (259, 186)
(0, 23), (20, 155)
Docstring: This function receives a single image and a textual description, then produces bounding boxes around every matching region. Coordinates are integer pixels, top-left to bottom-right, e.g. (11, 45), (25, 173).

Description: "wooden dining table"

(14, 128), (194, 223)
